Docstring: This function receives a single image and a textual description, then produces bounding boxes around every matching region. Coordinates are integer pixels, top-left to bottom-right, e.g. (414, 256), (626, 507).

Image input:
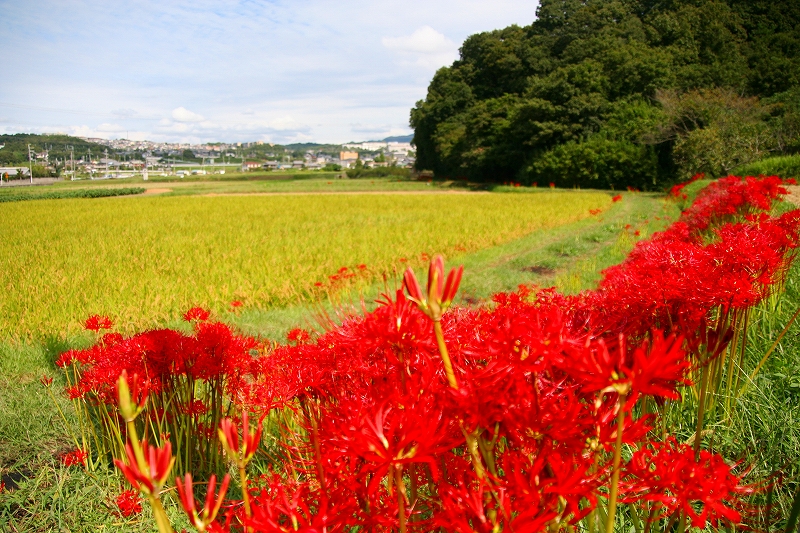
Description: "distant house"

(263, 161), (279, 170)
(242, 161), (261, 171)
(0, 167), (29, 177)
(292, 160), (304, 169)
(340, 151), (359, 162)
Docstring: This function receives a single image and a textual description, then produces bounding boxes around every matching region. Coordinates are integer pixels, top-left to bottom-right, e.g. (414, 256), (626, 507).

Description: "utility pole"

(27, 144), (33, 184)
(70, 147), (75, 181)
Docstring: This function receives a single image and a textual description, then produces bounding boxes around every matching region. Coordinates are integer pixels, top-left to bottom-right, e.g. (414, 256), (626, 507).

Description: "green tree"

(410, 0), (800, 186)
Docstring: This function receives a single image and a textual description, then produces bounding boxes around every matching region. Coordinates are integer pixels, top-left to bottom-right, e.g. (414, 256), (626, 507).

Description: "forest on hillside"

(410, 0), (800, 189)
(0, 134), (111, 167)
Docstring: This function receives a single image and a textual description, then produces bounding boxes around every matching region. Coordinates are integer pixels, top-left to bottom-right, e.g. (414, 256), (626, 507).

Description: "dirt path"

(201, 190), (488, 197)
(784, 185), (800, 206)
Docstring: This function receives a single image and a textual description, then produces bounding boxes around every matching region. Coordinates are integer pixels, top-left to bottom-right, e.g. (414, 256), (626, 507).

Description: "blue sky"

(0, 1), (540, 144)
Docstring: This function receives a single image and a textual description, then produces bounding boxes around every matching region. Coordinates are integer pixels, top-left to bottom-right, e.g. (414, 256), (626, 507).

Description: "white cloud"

(382, 26), (455, 54)
(96, 123), (125, 132)
(0, 1), (541, 143)
(382, 26), (459, 70)
(171, 107), (204, 123)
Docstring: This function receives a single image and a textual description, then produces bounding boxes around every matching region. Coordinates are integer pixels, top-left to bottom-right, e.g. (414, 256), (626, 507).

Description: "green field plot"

(0, 190), (609, 337)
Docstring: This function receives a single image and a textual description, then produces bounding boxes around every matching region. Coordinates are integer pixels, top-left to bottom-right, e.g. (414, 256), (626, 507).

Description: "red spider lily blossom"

(612, 194), (622, 202)
(175, 472), (231, 531)
(558, 332), (689, 402)
(115, 488), (143, 517)
(117, 370), (150, 421)
(219, 411), (263, 465)
(620, 438), (756, 528)
(114, 439), (174, 495)
(84, 314), (113, 332)
(403, 254), (463, 321)
(40, 375), (53, 387)
(286, 328), (311, 344)
(183, 306), (211, 322)
(60, 448), (88, 467)
(230, 300), (243, 309)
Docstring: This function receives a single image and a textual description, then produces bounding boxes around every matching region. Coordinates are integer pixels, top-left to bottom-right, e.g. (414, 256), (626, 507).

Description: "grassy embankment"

(0, 180), (662, 531)
(1, 177), (798, 530)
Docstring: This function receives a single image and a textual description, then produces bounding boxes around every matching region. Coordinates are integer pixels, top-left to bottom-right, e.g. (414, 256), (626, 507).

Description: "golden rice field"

(0, 191), (609, 337)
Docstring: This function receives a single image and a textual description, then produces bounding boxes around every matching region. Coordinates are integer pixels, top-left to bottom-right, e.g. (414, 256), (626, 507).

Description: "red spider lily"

(84, 314), (113, 332)
(230, 300), (243, 309)
(248, 474), (346, 533)
(219, 411), (263, 465)
(117, 370), (150, 421)
(286, 328), (311, 344)
(40, 375), (53, 387)
(115, 488), (143, 517)
(403, 254), (463, 321)
(61, 175), (800, 531)
(60, 448), (88, 467)
(612, 194), (622, 202)
(557, 332), (689, 402)
(183, 306), (211, 322)
(621, 438), (756, 528)
(175, 472), (231, 531)
(114, 439), (174, 495)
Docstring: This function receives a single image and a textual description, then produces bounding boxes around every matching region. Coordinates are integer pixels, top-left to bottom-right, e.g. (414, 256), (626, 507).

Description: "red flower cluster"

(58, 175), (796, 532)
(60, 448), (88, 467)
(567, 176), (800, 344)
(668, 172), (705, 200)
(84, 314), (113, 332)
(115, 488), (143, 517)
(621, 438), (755, 527)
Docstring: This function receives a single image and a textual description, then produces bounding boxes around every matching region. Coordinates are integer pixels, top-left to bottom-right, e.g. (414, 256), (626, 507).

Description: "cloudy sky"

(0, 1), (540, 144)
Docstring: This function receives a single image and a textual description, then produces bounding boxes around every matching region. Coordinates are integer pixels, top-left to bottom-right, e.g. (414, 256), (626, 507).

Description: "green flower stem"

(605, 391), (626, 533)
(433, 321), (458, 390)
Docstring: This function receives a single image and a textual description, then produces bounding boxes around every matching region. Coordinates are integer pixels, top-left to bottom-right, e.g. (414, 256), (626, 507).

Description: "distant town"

(0, 133), (415, 179)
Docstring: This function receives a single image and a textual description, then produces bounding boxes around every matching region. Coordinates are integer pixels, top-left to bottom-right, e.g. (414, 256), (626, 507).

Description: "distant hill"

(381, 135), (413, 143)
(0, 133), (109, 166)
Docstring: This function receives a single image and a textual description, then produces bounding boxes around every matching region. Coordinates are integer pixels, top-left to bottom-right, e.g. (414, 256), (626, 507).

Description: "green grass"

(0, 187), (144, 203)
(732, 154), (800, 178)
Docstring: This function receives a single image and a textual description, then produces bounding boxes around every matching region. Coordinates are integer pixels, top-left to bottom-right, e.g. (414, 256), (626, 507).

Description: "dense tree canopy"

(411, 0), (800, 188)
(0, 134), (108, 166)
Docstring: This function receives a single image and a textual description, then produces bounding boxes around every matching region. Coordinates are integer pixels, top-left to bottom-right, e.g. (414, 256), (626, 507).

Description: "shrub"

(525, 137), (659, 190)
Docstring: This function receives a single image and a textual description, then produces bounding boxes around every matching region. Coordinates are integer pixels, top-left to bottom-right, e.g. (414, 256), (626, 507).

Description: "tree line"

(410, 0), (800, 189)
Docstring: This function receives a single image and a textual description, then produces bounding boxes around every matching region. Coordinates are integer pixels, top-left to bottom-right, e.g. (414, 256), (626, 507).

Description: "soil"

(784, 185), (800, 206)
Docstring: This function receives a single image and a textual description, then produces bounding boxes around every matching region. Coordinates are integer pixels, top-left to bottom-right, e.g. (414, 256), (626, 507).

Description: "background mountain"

(410, 0), (800, 188)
